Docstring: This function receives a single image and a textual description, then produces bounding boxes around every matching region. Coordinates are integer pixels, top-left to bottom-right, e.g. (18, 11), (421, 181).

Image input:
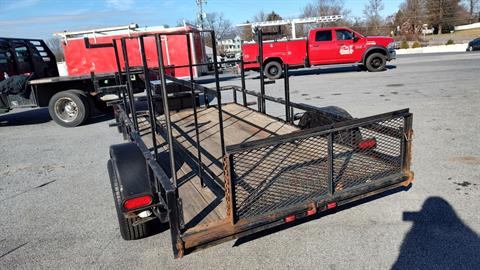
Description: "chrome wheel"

(54, 97), (78, 122)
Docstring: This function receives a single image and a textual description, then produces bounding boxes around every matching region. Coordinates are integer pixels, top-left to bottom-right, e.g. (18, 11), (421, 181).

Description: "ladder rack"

(237, 15), (343, 39)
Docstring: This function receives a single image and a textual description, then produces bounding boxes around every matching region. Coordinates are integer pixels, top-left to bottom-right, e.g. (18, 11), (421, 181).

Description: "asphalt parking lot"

(1, 52), (479, 269)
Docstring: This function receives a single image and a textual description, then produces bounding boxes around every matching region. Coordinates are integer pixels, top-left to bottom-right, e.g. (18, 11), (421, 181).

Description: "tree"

(253, 11), (267, 22)
(426, 0), (462, 34)
(464, 0), (479, 21)
(204, 12), (234, 41)
(363, 0), (384, 35)
(240, 20), (254, 41)
(302, 0), (351, 34)
(395, 0), (426, 37)
(465, 0), (479, 18)
(262, 11), (288, 39)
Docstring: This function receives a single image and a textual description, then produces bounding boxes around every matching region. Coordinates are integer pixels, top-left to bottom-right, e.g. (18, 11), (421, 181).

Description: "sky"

(0, 0), (404, 39)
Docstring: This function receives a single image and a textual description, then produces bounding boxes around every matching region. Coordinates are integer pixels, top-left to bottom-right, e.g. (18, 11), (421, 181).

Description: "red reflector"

(123, 195), (152, 210)
(284, 215), (296, 223)
(359, 138), (377, 150)
(327, 202), (337, 209)
(306, 208), (317, 216)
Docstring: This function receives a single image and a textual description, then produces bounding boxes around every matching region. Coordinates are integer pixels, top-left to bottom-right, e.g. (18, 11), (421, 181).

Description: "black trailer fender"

(109, 142), (152, 211)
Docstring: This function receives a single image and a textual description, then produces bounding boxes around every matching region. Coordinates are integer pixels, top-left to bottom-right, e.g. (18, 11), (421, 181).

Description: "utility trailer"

(99, 29), (414, 258)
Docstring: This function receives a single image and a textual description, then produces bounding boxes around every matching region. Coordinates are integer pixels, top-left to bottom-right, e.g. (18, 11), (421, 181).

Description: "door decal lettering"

(340, 45), (354, 55)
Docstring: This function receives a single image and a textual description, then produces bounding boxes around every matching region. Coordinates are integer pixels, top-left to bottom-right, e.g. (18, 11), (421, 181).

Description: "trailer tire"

(365, 53), (386, 72)
(264, 61), (283, 80)
(107, 159), (150, 240)
(48, 90), (90, 127)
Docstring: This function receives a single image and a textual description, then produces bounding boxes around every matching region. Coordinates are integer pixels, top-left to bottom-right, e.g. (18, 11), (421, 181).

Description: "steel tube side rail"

(257, 29), (266, 113)
(111, 39), (130, 115)
(139, 36), (159, 159)
(283, 64), (291, 123)
(210, 30), (226, 157)
(185, 33), (205, 187)
(240, 56), (247, 106)
(155, 34), (178, 188)
(120, 38), (139, 131)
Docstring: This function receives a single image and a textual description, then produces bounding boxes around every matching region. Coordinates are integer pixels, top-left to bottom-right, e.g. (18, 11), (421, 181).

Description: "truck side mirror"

(353, 34), (359, 42)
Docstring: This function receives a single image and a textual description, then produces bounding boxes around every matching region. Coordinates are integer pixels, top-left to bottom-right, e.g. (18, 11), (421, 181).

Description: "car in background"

(467, 38), (480, 51)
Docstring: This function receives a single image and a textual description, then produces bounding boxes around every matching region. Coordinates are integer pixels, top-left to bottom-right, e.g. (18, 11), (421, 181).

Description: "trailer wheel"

(107, 160), (150, 240)
(48, 90), (90, 127)
(365, 53), (386, 72)
(264, 61), (283, 80)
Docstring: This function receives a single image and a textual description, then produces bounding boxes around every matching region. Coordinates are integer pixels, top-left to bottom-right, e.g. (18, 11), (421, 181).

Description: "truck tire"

(264, 61), (283, 80)
(48, 90), (90, 127)
(365, 53), (386, 72)
(107, 160), (150, 240)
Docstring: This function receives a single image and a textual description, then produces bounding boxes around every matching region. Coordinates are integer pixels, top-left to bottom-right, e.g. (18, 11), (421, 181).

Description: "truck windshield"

(336, 30), (353, 40)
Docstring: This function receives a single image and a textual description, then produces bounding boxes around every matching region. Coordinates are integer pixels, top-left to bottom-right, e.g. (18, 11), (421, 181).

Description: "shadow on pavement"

(289, 65), (397, 77)
(392, 196), (480, 270)
(247, 65), (397, 80)
(195, 74), (239, 84)
(0, 108), (51, 126)
(0, 107), (114, 127)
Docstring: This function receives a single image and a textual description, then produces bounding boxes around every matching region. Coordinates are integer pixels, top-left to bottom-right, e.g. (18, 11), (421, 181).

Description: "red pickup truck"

(243, 27), (396, 79)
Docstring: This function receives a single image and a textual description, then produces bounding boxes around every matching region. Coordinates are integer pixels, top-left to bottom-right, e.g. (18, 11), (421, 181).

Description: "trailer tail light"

(358, 138), (377, 150)
(306, 208), (317, 216)
(284, 214), (296, 223)
(327, 202), (337, 209)
(123, 195), (152, 210)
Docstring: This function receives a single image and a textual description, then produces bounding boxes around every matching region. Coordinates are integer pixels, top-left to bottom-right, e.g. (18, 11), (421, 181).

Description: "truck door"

(308, 30), (338, 65)
(335, 29), (356, 63)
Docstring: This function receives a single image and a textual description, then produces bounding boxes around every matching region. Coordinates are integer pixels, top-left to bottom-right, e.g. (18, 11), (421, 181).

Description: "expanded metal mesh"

(230, 116), (405, 220)
(332, 118), (403, 192)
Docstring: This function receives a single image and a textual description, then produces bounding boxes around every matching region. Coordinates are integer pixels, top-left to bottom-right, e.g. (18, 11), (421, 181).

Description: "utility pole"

(196, 0), (207, 29)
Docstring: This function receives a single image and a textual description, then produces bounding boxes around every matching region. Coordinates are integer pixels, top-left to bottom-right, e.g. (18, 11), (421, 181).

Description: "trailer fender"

(109, 142), (152, 210)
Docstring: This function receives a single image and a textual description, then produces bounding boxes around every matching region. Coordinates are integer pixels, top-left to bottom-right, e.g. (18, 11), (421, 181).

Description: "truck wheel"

(365, 53), (386, 72)
(107, 160), (150, 240)
(48, 90), (90, 127)
(264, 61), (283, 80)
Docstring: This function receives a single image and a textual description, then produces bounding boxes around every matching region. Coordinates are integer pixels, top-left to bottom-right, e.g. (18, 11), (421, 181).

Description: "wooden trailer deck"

(138, 103), (298, 230)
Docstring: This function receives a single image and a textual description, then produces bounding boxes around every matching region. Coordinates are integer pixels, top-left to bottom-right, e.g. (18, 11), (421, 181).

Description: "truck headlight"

(387, 42), (397, 50)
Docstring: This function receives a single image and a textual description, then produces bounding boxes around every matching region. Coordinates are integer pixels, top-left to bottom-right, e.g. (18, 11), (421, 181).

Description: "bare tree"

(426, 0), (462, 34)
(204, 12), (234, 41)
(363, 0), (384, 35)
(253, 11), (267, 22)
(240, 21), (254, 41)
(302, 0), (351, 33)
(45, 38), (64, 62)
(464, 0), (479, 21)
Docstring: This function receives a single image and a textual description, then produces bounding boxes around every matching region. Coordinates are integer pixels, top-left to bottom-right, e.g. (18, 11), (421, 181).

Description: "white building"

(218, 35), (242, 56)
